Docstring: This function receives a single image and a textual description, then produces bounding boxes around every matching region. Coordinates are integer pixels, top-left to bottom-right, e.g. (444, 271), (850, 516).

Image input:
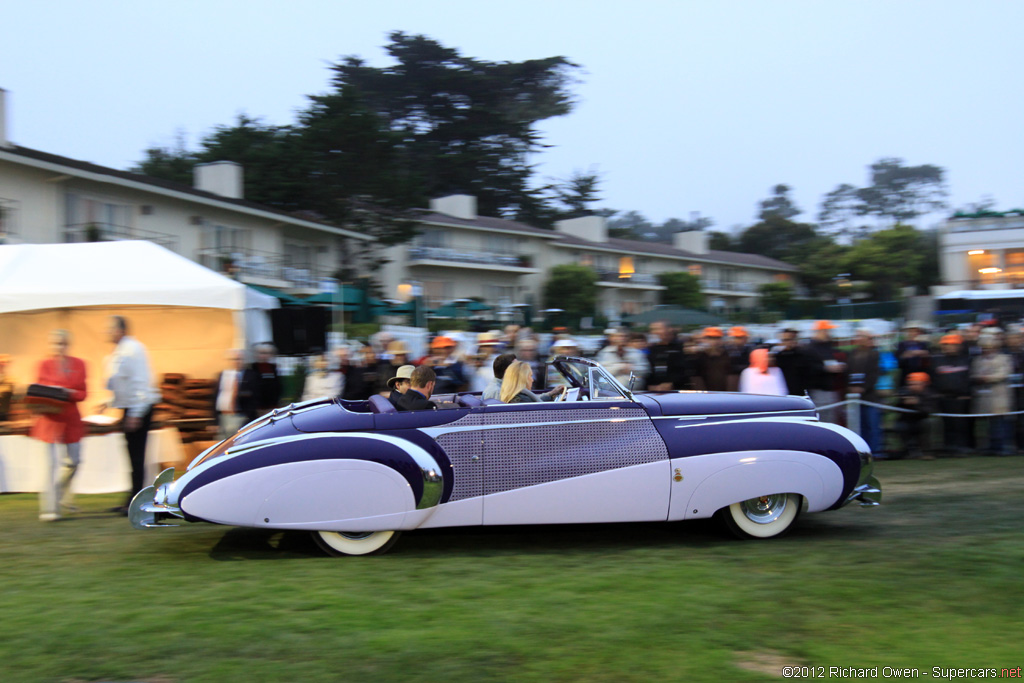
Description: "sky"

(2, 1), (1022, 233)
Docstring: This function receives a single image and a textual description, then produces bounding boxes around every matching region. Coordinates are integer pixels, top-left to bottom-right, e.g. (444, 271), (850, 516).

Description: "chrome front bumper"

(128, 468), (185, 529)
(845, 475), (882, 507)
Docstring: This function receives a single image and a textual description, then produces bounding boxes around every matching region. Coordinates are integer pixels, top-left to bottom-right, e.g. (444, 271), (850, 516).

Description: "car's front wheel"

(312, 530), (401, 556)
(720, 493), (802, 539)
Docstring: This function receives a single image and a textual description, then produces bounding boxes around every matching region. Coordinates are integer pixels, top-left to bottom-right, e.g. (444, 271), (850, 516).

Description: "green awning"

(246, 284), (307, 306)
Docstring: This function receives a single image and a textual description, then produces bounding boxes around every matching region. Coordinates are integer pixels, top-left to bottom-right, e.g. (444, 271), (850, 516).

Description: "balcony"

(407, 246), (538, 273)
(196, 247), (327, 290)
(595, 270), (663, 288)
(64, 222), (179, 252)
(701, 279), (759, 294)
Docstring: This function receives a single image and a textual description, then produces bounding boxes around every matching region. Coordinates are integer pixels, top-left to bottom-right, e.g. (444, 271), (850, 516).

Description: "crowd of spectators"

(276, 319), (1023, 458)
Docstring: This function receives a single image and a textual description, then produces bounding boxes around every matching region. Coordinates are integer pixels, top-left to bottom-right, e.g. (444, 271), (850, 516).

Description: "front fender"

(668, 450), (844, 521)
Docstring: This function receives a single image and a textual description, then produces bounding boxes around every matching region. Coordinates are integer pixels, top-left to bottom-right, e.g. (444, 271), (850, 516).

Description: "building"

(2, 88), (796, 320)
(0, 90), (372, 294)
(937, 210), (1024, 293)
(381, 194), (797, 318)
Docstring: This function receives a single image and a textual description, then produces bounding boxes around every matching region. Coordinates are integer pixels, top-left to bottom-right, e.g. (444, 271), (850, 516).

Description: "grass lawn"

(1, 457), (1022, 682)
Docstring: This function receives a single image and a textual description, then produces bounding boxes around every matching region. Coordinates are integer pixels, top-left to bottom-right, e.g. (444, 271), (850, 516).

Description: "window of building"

(618, 256), (635, 279)
(485, 284), (516, 305)
(416, 228), (448, 249)
(968, 250), (1000, 285)
(0, 197), (18, 239)
(65, 192), (133, 239)
(484, 234), (516, 254)
(688, 264), (702, 277)
(284, 242), (314, 269)
(423, 280), (452, 308)
(1005, 250), (1024, 286)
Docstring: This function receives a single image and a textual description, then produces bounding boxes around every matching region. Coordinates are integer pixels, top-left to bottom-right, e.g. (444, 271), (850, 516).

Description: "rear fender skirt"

(182, 459), (425, 530)
(177, 433), (443, 518)
(654, 417), (867, 505)
(668, 450), (845, 521)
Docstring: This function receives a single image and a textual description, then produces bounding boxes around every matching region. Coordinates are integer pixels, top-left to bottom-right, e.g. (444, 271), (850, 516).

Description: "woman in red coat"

(30, 329), (87, 521)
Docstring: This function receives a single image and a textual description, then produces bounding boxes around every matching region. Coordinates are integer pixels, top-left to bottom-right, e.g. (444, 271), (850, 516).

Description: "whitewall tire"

(721, 493), (802, 539)
(312, 530), (401, 557)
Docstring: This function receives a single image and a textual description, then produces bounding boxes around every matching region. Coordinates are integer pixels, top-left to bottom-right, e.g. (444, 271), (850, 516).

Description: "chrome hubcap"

(740, 494), (787, 524)
(338, 532), (373, 541)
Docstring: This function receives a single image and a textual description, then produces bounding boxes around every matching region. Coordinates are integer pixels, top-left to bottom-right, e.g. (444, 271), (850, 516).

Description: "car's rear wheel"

(720, 493), (802, 539)
(312, 530), (401, 556)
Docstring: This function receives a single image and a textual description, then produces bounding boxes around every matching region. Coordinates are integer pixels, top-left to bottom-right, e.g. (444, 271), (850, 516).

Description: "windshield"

(550, 357), (633, 401)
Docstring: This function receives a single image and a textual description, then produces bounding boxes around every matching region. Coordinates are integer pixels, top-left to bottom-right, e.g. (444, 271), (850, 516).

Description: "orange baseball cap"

(907, 372), (930, 383)
(728, 326), (748, 337)
(813, 320), (838, 330)
(940, 334), (963, 345)
(703, 327), (724, 338)
(430, 336), (456, 349)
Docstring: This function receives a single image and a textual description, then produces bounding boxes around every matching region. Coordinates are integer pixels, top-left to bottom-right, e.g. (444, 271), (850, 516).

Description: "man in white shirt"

(216, 349), (257, 439)
(104, 316), (159, 514)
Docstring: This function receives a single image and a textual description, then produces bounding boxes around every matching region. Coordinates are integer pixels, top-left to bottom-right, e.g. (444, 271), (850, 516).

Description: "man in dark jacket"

(251, 343), (281, 416)
(894, 372), (937, 458)
(846, 329), (881, 454)
(930, 333), (973, 454)
(395, 366), (438, 411)
(806, 320), (847, 424)
(646, 321), (686, 391)
(774, 329), (816, 397)
(693, 327), (732, 392)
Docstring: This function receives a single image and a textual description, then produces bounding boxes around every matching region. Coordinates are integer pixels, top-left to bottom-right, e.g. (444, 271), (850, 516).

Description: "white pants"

(39, 441), (81, 517)
(218, 413), (247, 441)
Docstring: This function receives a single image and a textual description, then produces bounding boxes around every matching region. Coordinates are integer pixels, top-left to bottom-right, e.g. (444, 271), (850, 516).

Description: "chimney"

(555, 215), (608, 243)
(430, 194), (477, 220)
(674, 230), (709, 254)
(194, 161), (243, 199)
(0, 88), (11, 149)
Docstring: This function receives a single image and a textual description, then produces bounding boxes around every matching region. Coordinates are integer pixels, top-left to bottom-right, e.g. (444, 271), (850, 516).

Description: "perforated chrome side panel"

(482, 417), (667, 495)
(435, 431), (481, 502)
(431, 408), (668, 501)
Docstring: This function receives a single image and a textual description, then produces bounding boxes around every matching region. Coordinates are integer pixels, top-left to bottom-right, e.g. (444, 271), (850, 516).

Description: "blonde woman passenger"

(499, 361), (564, 404)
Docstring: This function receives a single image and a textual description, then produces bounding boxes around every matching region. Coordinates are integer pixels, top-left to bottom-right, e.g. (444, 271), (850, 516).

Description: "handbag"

(24, 383), (70, 414)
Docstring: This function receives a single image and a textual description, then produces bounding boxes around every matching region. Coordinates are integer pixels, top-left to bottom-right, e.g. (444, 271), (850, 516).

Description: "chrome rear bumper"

(845, 475), (882, 507)
(128, 468), (185, 529)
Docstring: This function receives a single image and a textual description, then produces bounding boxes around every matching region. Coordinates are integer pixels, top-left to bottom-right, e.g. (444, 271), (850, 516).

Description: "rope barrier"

(815, 396), (1024, 419)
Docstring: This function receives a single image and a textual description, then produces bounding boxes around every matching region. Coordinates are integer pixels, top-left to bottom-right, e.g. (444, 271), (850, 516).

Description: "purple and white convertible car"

(130, 357), (881, 556)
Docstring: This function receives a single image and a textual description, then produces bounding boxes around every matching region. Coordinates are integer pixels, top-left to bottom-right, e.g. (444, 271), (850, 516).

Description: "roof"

(0, 241), (279, 313)
(552, 233), (797, 271)
(413, 210), (562, 238)
(0, 144), (372, 241)
(417, 209), (795, 271)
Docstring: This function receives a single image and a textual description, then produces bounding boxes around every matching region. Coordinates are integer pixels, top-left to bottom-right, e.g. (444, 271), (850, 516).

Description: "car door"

(479, 401), (671, 525)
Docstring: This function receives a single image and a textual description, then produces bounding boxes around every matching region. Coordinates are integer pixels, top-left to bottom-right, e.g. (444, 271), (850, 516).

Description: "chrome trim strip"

(672, 416), (820, 429)
(652, 410), (815, 420)
(418, 416), (652, 439)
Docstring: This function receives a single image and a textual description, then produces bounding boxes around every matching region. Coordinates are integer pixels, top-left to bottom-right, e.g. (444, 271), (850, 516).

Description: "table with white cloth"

(0, 428), (185, 494)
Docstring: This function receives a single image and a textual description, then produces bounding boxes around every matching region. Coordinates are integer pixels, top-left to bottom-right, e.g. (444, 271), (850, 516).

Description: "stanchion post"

(846, 393), (860, 435)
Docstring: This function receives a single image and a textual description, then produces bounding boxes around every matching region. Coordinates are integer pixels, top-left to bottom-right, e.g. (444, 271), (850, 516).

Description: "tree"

(134, 130), (195, 186)
(553, 169), (601, 219)
(657, 272), (703, 308)
(607, 210), (653, 239)
(841, 224), (932, 300)
(330, 32), (580, 220)
(735, 214), (819, 262)
(543, 264), (597, 323)
(132, 32), (582, 241)
(854, 157), (948, 225)
(758, 184), (801, 220)
(708, 230), (736, 251)
(818, 183), (867, 239)
(758, 281), (794, 312)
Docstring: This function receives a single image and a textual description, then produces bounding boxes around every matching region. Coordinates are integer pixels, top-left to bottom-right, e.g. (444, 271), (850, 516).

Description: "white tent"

(0, 241), (278, 413)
